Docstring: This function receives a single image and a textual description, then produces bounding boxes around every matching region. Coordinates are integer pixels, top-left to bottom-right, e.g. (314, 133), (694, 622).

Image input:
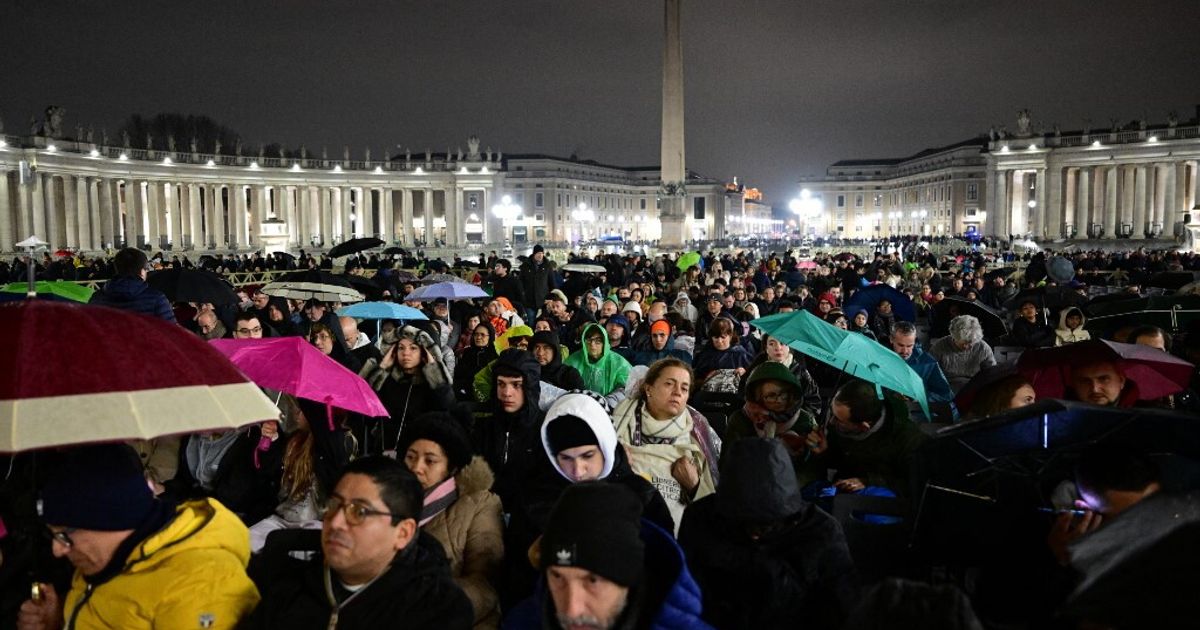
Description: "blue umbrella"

(844, 284), (916, 323)
(404, 281), (489, 302)
(336, 302), (428, 321)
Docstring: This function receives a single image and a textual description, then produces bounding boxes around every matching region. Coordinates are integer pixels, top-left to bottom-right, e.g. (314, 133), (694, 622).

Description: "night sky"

(3, 0), (1198, 209)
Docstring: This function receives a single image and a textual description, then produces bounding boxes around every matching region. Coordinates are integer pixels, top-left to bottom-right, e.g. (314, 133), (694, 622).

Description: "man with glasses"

(246, 456), (471, 628)
(19, 444), (259, 629)
(233, 311), (265, 339)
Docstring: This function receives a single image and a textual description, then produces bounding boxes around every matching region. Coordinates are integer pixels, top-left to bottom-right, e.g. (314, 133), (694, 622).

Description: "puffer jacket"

(88, 274), (176, 322)
(1055, 307), (1092, 346)
(424, 457), (505, 629)
(62, 498), (259, 630)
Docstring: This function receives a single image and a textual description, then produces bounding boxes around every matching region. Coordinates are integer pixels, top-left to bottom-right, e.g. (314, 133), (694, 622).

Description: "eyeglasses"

(236, 326), (262, 335)
(585, 337), (605, 346)
(46, 526), (78, 547)
(760, 390), (794, 403)
(322, 496), (397, 526)
(472, 332), (489, 339)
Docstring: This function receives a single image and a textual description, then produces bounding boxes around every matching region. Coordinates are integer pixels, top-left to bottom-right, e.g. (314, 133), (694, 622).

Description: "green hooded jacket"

(563, 322), (632, 396)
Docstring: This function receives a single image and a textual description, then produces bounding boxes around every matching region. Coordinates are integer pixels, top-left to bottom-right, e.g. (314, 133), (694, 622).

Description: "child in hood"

(1055, 307), (1091, 346)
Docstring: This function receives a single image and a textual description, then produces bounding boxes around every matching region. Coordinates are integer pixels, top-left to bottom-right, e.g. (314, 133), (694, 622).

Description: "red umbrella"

(0, 301), (279, 452)
(208, 337), (388, 429)
(1016, 339), (1194, 401)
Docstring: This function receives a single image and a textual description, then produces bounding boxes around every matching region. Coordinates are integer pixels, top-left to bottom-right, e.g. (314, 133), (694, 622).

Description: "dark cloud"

(2, 0), (1197, 207)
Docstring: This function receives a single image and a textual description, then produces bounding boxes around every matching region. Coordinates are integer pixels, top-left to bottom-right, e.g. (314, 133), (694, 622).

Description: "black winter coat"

(519, 259), (551, 313)
(88, 275), (176, 322)
(678, 497), (858, 630)
(243, 531), (473, 630)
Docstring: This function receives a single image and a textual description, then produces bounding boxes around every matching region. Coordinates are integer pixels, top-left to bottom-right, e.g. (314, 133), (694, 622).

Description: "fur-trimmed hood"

(455, 455), (495, 495)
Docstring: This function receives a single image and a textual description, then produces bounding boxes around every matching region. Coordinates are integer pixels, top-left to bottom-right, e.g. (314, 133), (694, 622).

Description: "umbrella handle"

(326, 400), (335, 432)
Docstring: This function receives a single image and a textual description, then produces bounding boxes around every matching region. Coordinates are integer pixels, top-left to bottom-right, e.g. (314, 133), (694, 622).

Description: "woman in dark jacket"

(359, 324), (456, 455)
(454, 321), (497, 401)
(692, 317), (754, 386)
(265, 297), (300, 337)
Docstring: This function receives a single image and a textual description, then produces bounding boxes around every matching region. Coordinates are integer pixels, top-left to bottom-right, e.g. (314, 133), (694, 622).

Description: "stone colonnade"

(0, 147), (501, 254)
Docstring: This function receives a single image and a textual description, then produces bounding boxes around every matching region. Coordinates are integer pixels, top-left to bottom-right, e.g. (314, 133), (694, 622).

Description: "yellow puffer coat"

(62, 498), (259, 630)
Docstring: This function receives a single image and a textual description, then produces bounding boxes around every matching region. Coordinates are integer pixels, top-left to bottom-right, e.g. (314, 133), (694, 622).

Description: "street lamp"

(570, 202), (595, 242)
(492, 194), (521, 243)
(789, 189), (823, 236)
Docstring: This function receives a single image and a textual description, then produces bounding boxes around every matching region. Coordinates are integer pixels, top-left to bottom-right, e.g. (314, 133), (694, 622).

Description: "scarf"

(741, 400), (802, 437)
(419, 477), (458, 526)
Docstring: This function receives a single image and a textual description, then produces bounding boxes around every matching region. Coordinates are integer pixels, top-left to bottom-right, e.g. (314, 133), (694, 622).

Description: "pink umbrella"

(798, 260), (818, 270)
(209, 337), (388, 430)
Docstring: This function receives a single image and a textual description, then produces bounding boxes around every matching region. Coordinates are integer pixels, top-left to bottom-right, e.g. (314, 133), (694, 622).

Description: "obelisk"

(658, 0), (686, 247)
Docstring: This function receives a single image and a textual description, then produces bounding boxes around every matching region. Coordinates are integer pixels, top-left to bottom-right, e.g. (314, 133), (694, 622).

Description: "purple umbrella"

(404, 281), (489, 302)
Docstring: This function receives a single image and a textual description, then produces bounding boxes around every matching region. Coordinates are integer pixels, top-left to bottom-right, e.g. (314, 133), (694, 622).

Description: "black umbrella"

(341, 274), (384, 301)
(930, 296), (1008, 339)
(1005, 285), (1088, 312)
(983, 267), (1016, 282)
(1147, 271), (1200, 291)
(1086, 294), (1200, 335)
(952, 364), (1019, 416)
(382, 246), (406, 256)
(1064, 492), (1200, 629)
(146, 268), (238, 305)
(271, 251), (296, 261)
(327, 237), (385, 258)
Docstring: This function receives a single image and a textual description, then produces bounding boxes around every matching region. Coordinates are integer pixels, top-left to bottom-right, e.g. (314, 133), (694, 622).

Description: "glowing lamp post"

(492, 194), (521, 244)
(570, 202), (595, 242)
(788, 189), (824, 236)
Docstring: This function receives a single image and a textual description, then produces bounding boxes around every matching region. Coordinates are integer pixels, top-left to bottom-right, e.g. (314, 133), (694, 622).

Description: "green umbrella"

(676, 251), (702, 272)
(751, 310), (930, 419)
(1, 281), (94, 303)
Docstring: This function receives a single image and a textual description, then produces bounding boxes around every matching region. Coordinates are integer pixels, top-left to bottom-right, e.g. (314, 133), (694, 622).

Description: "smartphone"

(1037, 507), (1088, 516)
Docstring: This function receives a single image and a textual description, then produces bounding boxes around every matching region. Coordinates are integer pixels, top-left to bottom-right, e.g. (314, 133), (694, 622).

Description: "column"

(1132, 165), (1148, 239)
(186, 184), (202, 249)
(250, 184), (267, 247)
(1063, 169), (1077, 237)
(210, 184), (225, 248)
(59, 175), (77, 249)
(340, 187), (353, 240)
(1171, 162), (1186, 223)
(143, 182), (160, 249)
(129, 181), (146, 248)
(0, 171), (13, 252)
(423, 188), (434, 244)
(231, 184), (246, 248)
(1188, 161), (1199, 220)
(361, 187), (375, 238)
(379, 188), (394, 243)
(990, 169), (1008, 238)
(1077, 167), (1091, 238)
(322, 187), (336, 245)
(1119, 167), (1135, 237)
(1103, 167), (1118, 239)
(401, 188), (414, 245)
(1045, 166), (1061, 240)
(1153, 164), (1167, 233)
(168, 184), (183, 249)
(1033, 168), (1047, 239)
(1009, 171), (1025, 237)
(46, 176), (66, 248)
(446, 186), (460, 246)
(15, 171), (32, 241)
(76, 176), (93, 250)
(96, 179), (115, 249)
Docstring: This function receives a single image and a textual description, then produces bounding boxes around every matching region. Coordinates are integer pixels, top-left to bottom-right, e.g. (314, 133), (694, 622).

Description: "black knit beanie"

(40, 444), (157, 531)
(540, 482), (644, 586)
(545, 415), (598, 454)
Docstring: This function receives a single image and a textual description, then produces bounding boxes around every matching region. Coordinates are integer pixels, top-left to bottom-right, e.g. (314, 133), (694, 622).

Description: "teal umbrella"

(751, 310), (930, 419)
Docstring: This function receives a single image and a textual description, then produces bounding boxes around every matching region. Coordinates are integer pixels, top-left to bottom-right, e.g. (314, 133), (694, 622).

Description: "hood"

(744, 361), (802, 398)
(125, 498), (250, 576)
(495, 324), (534, 353)
(490, 347), (542, 413)
(674, 292), (693, 309)
(541, 393), (618, 481)
(455, 456), (495, 495)
(577, 322), (611, 364)
(606, 314), (632, 347)
(532, 330), (563, 368)
(101, 275), (155, 298)
(716, 438), (807, 522)
(1058, 306), (1087, 329)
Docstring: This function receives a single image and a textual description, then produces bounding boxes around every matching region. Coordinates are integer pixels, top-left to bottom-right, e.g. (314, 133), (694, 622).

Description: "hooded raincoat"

(563, 323), (633, 398)
(1055, 306), (1092, 346)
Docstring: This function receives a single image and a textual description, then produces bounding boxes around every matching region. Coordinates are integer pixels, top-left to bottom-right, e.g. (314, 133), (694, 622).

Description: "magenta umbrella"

(209, 337), (388, 430)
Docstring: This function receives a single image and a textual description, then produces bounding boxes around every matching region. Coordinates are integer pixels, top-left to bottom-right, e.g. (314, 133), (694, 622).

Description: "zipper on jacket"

(66, 584), (94, 630)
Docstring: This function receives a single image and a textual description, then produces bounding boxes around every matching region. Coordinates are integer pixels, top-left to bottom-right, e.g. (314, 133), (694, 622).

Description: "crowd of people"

(2, 239), (1199, 629)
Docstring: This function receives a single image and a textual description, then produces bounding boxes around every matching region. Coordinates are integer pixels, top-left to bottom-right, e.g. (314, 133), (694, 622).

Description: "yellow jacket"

(63, 498), (259, 630)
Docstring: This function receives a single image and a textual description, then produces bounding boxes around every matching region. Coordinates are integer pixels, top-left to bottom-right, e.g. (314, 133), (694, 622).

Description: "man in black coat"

(519, 244), (551, 318)
(489, 258), (525, 310)
(470, 348), (545, 509)
(245, 457), (472, 629)
(679, 438), (859, 630)
(88, 247), (176, 322)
